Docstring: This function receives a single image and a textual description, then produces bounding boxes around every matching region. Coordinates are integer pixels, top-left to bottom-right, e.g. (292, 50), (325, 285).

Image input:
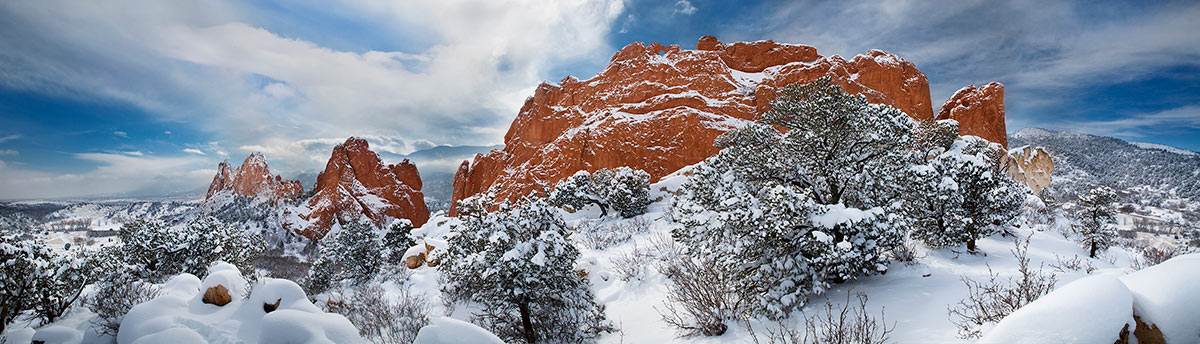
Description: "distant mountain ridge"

(1008, 128), (1200, 201)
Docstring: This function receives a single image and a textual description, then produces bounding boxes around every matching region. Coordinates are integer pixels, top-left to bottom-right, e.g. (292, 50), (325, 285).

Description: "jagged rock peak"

(204, 153), (301, 202)
(296, 137), (429, 239)
(938, 82), (1007, 148)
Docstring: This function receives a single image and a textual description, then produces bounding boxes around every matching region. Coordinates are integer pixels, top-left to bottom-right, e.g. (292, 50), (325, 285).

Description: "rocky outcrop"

(1004, 146), (1054, 194)
(296, 137), (428, 239)
(937, 82), (1007, 148)
(451, 36), (935, 215)
(204, 153), (302, 203)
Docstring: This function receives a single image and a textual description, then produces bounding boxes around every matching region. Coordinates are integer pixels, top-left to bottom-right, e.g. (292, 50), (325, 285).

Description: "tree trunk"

(1089, 242), (1098, 258)
(966, 239), (976, 252)
(588, 198), (608, 217)
(518, 298), (536, 343)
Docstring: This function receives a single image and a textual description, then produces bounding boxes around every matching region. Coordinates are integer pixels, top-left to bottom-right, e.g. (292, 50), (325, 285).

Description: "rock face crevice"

(451, 36), (939, 215)
(298, 137), (428, 239)
(937, 82), (1007, 148)
(204, 153), (303, 203)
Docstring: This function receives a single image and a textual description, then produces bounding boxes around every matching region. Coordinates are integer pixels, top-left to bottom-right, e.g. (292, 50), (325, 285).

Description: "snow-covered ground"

(6, 170), (1195, 343)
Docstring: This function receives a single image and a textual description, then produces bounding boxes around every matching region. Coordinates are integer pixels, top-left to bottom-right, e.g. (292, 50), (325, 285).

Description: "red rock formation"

(937, 82), (1007, 148)
(450, 36), (935, 215)
(204, 153), (302, 203)
(298, 137), (428, 239)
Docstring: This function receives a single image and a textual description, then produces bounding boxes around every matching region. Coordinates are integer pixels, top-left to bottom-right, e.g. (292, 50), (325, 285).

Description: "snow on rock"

(413, 316), (504, 344)
(1119, 253), (1200, 344)
(979, 274), (1132, 344)
(450, 35), (936, 215)
(118, 262), (365, 343)
(294, 137), (429, 239)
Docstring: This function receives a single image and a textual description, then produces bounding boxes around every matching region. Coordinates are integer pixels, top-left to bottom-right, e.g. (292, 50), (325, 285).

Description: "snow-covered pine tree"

(441, 195), (608, 343)
(306, 221), (384, 293)
(0, 235), (54, 332)
(549, 170), (607, 216)
(383, 219), (416, 261)
(955, 137), (1025, 251)
(908, 134), (1024, 251)
(118, 217), (263, 281)
(605, 167), (651, 218)
(549, 167), (651, 218)
(672, 76), (913, 319)
(1076, 186), (1118, 258)
(32, 247), (106, 324)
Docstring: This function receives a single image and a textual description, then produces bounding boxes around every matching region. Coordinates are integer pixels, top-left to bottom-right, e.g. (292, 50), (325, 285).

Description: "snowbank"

(413, 316), (504, 344)
(978, 274), (1132, 344)
(981, 253), (1200, 343)
(118, 262), (365, 343)
(1119, 253), (1200, 344)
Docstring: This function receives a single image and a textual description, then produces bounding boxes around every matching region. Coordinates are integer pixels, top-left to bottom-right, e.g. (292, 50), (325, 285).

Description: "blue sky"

(1, 0), (1198, 199)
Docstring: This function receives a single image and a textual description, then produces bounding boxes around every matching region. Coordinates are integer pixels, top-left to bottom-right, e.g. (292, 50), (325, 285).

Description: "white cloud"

(0, 0), (628, 197)
(0, 150), (17, 156)
(0, 134), (20, 143)
(121, 151), (143, 156)
(0, 152), (212, 199)
(742, 1), (1200, 115)
(183, 148), (206, 155)
(1053, 105), (1200, 138)
(113, 131), (128, 138)
(674, 0), (697, 15)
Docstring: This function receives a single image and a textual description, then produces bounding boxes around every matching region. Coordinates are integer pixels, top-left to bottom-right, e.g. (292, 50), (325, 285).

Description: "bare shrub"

(654, 253), (745, 337)
(574, 217), (652, 250)
(324, 285), (431, 344)
(757, 292), (894, 344)
(252, 252), (311, 282)
(85, 272), (161, 336)
(1131, 246), (1193, 270)
(1049, 253), (1096, 274)
(609, 243), (651, 282)
(948, 235), (1057, 339)
(890, 234), (925, 265)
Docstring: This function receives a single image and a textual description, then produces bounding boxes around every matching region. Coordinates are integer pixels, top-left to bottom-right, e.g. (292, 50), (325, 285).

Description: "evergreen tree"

(909, 136), (1025, 251)
(672, 76), (913, 318)
(306, 221), (383, 293)
(118, 217), (263, 281)
(383, 219), (416, 261)
(605, 167), (652, 218)
(0, 235), (54, 332)
(442, 195), (608, 343)
(549, 167), (651, 218)
(1076, 186), (1118, 258)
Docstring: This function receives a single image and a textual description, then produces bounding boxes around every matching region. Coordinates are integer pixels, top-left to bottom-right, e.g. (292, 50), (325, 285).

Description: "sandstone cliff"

(451, 36), (936, 214)
(937, 82), (1007, 148)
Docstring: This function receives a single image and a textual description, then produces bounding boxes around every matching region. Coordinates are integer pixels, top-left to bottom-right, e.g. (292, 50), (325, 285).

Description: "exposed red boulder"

(450, 36), (935, 215)
(204, 153), (302, 203)
(937, 82), (1007, 148)
(297, 137), (429, 239)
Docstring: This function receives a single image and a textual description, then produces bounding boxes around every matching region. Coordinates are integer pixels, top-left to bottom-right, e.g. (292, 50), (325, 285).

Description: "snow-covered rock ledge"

(980, 253), (1200, 343)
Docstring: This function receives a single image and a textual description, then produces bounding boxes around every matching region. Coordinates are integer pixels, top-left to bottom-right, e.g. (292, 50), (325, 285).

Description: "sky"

(0, 0), (1197, 200)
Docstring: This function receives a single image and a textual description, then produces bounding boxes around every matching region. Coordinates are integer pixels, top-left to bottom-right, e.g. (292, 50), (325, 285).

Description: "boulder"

(450, 36), (935, 214)
(202, 284), (232, 306)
